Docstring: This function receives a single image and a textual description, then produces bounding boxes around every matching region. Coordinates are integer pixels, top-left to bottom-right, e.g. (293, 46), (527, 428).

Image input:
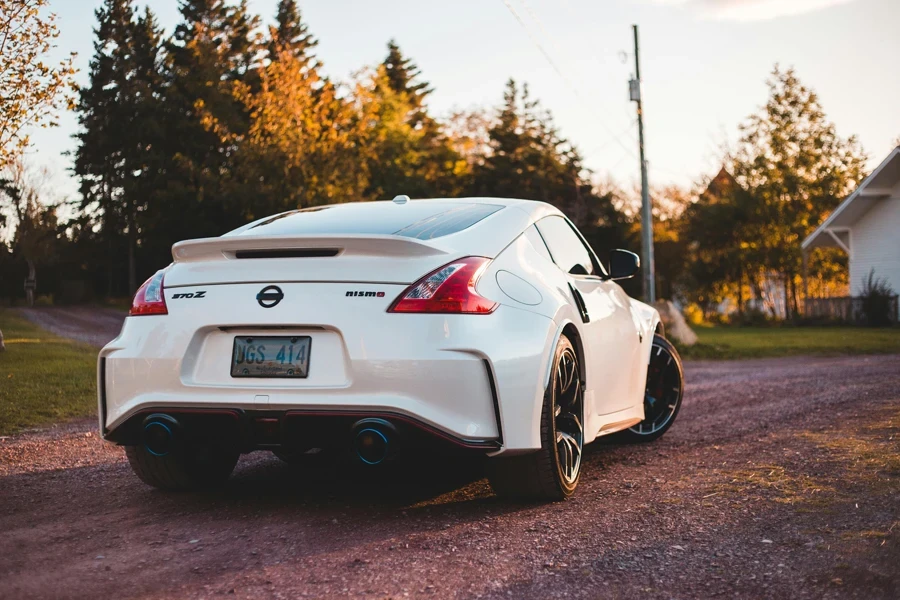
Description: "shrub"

(740, 306), (773, 327)
(858, 269), (896, 327)
(683, 303), (705, 326)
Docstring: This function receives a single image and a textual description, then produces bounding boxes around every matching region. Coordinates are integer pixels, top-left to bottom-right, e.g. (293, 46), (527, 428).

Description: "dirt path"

(1, 354), (897, 600)
(15, 306), (126, 347)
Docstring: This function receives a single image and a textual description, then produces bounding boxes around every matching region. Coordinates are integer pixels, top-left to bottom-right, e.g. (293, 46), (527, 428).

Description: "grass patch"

(678, 326), (900, 360)
(800, 409), (900, 485)
(0, 309), (97, 435)
(716, 464), (839, 506)
(713, 407), (900, 509)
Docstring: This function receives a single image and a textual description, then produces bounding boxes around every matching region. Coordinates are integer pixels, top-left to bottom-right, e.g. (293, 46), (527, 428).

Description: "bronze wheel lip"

(554, 346), (583, 485)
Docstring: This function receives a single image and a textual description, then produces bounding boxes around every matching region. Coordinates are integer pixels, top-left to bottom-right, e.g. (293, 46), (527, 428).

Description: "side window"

(535, 216), (596, 276)
(524, 225), (553, 262)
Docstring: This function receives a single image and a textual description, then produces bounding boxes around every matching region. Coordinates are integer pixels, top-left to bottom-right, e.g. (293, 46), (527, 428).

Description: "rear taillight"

(388, 256), (498, 314)
(130, 269), (168, 316)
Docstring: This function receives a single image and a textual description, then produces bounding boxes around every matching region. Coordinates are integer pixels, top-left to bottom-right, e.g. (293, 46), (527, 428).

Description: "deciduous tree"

(732, 66), (867, 316)
(0, 0), (76, 169)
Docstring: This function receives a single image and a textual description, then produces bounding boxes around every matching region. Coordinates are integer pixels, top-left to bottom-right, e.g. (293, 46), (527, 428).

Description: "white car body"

(99, 198), (660, 458)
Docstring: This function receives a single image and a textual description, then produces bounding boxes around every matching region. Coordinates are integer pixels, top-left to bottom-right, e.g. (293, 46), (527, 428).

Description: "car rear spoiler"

(171, 234), (449, 263)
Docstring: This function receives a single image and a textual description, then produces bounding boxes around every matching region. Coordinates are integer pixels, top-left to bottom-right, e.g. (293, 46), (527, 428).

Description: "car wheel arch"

(544, 319), (587, 392)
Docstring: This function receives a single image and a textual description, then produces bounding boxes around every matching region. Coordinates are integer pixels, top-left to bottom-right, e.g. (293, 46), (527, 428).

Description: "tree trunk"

(107, 237), (114, 298)
(128, 219), (137, 294)
(789, 274), (799, 319)
(783, 275), (791, 321)
(25, 259), (36, 307)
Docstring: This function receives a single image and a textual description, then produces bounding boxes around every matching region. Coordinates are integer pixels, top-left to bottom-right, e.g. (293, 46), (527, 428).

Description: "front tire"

(615, 334), (684, 443)
(125, 444), (239, 491)
(487, 334), (584, 501)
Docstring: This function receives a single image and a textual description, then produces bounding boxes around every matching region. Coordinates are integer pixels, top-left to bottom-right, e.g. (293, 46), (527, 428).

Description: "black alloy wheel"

(620, 334), (684, 443)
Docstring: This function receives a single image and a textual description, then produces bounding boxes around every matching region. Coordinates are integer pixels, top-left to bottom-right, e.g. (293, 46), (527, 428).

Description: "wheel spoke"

(556, 350), (581, 407)
(556, 361), (564, 392)
(552, 347), (584, 484)
(556, 431), (581, 482)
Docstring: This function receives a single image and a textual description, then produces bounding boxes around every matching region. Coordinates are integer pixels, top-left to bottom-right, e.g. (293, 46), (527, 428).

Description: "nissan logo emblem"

(257, 285), (284, 308)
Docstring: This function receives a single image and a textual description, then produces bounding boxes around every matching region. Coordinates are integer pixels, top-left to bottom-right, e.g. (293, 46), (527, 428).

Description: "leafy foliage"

(74, 0), (165, 292)
(61, 2), (632, 297)
(5, 0), (868, 316)
(859, 269), (896, 327)
(0, 0), (76, 169)
(678, 66), (867, 318)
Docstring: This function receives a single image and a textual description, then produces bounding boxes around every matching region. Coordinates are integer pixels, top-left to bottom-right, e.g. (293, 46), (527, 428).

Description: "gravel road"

(15, 306), (126, 347)
(1, 348), (897, 598)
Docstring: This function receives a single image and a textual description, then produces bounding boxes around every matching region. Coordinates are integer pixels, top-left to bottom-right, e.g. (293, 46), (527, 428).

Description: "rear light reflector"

(130, 269), (168, 316)
(388, 256), (497, 314)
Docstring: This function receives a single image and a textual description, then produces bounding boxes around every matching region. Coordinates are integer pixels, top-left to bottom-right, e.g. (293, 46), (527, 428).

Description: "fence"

(803, 296), (899, 325)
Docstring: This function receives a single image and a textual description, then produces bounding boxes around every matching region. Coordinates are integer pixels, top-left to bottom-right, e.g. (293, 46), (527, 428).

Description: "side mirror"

(608, 249), (640, 280)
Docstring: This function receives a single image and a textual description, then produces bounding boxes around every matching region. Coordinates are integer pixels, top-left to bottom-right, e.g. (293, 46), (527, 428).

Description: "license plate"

(230, 336), (311, 378)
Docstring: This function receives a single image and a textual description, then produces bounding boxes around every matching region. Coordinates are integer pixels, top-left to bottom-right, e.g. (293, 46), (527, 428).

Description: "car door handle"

(568, 283), (590, 323)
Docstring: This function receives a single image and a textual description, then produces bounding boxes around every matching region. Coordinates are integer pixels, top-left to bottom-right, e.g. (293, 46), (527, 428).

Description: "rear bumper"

(105, 407), (500, 453)
(99, 302), (555, 454)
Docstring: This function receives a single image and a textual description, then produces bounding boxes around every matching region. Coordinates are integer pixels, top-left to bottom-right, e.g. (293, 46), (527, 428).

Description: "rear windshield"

(232, 201), (504, 240)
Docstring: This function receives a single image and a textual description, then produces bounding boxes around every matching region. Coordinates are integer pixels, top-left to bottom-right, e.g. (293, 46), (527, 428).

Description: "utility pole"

(629, 24), (656, 303)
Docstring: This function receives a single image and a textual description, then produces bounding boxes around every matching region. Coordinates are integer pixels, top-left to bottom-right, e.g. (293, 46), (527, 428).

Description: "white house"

(803, 147), (900, 299)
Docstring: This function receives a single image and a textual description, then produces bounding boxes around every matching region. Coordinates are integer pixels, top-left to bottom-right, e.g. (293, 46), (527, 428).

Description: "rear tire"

(487, 334), (584, 501)
(125, 444), (239, 491)
(613, 334), (684, 444)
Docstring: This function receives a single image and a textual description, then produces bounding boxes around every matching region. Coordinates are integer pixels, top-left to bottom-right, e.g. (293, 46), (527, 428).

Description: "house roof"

(803, 147), (900, 251)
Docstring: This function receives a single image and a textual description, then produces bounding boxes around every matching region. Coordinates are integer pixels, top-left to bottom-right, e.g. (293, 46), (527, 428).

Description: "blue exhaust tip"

(142, 414), (180, 457)
(351, 418), (397, 465)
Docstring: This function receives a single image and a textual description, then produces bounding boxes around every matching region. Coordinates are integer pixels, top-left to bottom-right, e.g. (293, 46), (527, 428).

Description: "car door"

(535, 216), (643, 415)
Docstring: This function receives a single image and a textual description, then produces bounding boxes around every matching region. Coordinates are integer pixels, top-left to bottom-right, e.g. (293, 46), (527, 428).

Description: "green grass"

(0, 310), (98, 435)
(678, 326), (900, 360)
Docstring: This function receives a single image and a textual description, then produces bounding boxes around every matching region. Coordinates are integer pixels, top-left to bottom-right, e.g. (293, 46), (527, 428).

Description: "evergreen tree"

(121, 8), (166, 289)
(473, 79), (628, 265)
(268, 0), (317, 68)
(382, 40), (431, 119)
(363, 42), (464, 199)
(161, 0), (261, 244)
(680, 168), (751, 311)
(74, 0), (164, 293)
(475, 79), (573, 204)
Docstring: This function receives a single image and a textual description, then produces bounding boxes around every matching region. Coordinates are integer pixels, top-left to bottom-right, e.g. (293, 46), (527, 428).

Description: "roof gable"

(802, 147), (900, 250)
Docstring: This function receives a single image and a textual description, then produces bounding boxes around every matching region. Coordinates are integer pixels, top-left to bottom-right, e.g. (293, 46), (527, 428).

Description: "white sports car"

(99, 197), (684, 500)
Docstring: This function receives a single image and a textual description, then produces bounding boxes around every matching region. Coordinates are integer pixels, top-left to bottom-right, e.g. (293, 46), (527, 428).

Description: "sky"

(27, 0), (900, 203)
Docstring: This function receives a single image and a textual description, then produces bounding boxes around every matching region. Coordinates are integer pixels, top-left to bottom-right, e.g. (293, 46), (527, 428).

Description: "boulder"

(654, 300), (698, 346)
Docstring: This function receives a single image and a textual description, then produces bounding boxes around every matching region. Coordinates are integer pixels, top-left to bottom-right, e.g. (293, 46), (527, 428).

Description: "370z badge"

(171, 291), (206, 299)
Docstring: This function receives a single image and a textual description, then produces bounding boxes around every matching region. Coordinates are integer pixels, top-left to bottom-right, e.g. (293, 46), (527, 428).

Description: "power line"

(583, 118), (638, 155)
(499, 0), (573, 91)
(498, 0), (637, 160)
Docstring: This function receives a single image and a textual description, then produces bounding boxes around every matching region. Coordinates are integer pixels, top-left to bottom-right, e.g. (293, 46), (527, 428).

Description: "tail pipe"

(141, 413), (181, 457)
(350, 418), (398, 465)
